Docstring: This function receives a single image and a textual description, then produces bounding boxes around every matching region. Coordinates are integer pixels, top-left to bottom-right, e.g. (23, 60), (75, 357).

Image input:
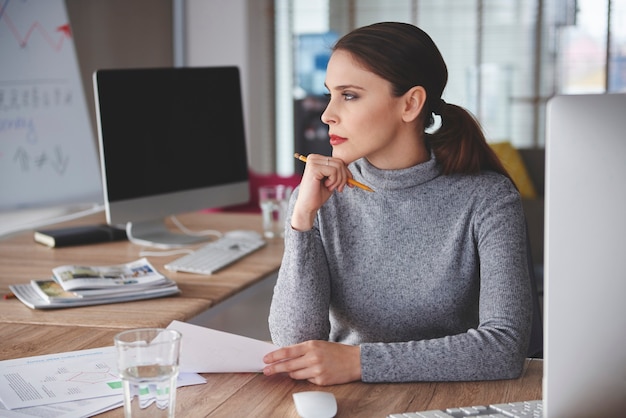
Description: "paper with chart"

(0, 346), (121, 409)
(0, 345), (207, 410)
(0, 393), (122, 418)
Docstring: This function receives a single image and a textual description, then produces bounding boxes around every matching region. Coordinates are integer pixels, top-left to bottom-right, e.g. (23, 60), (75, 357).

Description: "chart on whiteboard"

(0, 0), (102, 211)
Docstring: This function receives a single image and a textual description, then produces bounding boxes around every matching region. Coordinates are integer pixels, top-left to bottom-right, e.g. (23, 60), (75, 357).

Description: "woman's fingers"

(305, 154), (350, 192)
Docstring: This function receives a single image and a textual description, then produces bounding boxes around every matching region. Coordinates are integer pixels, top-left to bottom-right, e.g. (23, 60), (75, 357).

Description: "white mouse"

(223, 229), (263, 241)
(292, 391), (337, 418)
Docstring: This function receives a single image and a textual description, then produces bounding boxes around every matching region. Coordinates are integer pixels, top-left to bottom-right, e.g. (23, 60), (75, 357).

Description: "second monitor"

(93, 66), (250, 248)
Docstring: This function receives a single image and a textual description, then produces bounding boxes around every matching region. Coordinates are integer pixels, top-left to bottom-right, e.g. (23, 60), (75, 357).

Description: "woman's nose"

(321, 101), (336, 125)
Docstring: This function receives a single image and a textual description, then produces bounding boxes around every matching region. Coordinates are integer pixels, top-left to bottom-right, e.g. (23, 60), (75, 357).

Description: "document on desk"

(0, 394), (122, 418)
(0, 346), (206, 411)
(167, 320), (279, 373)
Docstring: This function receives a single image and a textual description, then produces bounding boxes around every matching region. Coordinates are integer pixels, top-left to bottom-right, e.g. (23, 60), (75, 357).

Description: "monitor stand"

(125, 219), (209, 249)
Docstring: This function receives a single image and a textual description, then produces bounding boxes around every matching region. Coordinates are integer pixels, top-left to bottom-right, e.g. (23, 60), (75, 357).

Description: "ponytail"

(427, 102), (514, 185)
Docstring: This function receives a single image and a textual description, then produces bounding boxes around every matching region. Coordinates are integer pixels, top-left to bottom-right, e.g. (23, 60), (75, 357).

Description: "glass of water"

(114, 328), (182, 418)
(259, 185), (292, 239)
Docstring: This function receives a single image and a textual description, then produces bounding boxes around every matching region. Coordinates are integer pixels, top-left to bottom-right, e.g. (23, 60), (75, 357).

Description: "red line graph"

(1, 1), (71, 51)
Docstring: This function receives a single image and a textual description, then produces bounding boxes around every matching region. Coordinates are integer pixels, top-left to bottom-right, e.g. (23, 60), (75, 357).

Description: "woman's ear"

(402, 86), (427, 123)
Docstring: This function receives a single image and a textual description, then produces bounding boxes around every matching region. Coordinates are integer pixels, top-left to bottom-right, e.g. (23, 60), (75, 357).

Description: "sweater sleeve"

(268, 189), (333, 345)
(360, 179), (533, 382)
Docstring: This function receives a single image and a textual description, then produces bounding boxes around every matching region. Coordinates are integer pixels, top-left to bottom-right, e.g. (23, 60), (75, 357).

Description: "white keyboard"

(164, 235), (266, 275)
(388, 400), (542, 418)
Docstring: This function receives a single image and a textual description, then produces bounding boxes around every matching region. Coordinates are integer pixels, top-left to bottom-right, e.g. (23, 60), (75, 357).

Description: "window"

(274, 0), (626, 174)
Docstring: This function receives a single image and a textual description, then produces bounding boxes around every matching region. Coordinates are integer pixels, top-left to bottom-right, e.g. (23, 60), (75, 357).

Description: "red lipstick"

(329, 134), (347, 146)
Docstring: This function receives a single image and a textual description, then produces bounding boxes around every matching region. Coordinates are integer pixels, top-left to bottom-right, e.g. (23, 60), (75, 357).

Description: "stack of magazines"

(9, 258), (180, 309)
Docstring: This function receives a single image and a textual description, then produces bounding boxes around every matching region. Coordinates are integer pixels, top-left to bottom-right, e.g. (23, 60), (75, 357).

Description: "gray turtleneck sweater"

(268, 154), (532, 382)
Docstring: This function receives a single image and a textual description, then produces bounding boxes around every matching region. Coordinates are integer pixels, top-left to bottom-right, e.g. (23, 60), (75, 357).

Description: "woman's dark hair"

(332, 22), (511, 181)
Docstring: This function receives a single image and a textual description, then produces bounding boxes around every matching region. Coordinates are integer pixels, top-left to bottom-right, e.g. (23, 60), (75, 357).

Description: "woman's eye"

(325, 92), (357, 101)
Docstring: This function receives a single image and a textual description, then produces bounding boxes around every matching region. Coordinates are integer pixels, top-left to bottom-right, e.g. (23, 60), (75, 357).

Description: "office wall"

(67, 0), (274, 174)
(184, 0), (275, 174)
(66, 0), (173, 147)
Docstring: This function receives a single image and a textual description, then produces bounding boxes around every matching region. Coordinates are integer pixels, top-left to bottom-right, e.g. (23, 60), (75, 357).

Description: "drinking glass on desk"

(259, 185), (292, 239)
(114, 328), (182, 418)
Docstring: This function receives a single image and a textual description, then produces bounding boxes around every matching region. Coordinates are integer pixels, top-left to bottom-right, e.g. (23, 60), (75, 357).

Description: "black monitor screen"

(94, 66), (248, 203)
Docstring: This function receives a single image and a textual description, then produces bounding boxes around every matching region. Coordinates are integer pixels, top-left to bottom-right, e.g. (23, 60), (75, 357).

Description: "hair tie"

(432, 98), (446, 115)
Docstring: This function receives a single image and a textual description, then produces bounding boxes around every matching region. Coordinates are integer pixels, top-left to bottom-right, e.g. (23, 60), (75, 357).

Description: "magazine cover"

(51, 258), (167, 290)
(31, 279), (81, 301)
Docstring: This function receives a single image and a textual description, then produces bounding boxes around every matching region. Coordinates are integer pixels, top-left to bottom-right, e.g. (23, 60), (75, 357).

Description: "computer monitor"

(544, 93), (626, 417)
(93, 66), (250, 248)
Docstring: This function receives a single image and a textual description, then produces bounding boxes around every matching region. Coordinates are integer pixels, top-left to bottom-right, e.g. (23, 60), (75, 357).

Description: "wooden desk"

(0, 323), (543, 418)
(169, 361), (542, 418)
(0, 212), (542, 417)
(0, 211), (284, 328)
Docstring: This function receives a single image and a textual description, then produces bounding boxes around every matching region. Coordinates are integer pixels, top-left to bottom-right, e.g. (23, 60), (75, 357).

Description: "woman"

(263, 22), (532, 386)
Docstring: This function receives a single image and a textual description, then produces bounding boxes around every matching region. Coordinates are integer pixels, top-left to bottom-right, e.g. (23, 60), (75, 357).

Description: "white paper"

(166, 320), (279, 373)
(0, 346), (206, 411)
(0, 373), (205, 417)
(0, 346), (121, 410)
(0, 395), (122, 418)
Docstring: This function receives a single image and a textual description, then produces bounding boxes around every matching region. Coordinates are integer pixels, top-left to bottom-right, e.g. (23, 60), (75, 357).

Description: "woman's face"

(321, 50), (422, 169)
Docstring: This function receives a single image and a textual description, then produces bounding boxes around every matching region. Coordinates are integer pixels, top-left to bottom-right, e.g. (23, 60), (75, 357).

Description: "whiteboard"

(0, 0), (102, 211)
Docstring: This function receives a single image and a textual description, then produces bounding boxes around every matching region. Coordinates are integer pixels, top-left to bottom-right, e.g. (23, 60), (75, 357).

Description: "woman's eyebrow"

(324, 83), (366, 91)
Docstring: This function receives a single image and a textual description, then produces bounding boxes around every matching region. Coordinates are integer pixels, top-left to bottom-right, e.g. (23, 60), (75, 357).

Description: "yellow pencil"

(294, 153), (374, 192)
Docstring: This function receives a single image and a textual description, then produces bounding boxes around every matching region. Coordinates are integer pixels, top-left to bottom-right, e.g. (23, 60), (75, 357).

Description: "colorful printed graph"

(0, 0), (71, 51)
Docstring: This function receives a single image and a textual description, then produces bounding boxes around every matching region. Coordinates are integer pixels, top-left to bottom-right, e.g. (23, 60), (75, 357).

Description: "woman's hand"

(291, 154), (353, 231)
(263, 340), (362, 386)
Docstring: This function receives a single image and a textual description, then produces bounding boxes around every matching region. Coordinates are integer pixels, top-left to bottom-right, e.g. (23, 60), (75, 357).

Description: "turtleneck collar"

(349, 151), (442, 191)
